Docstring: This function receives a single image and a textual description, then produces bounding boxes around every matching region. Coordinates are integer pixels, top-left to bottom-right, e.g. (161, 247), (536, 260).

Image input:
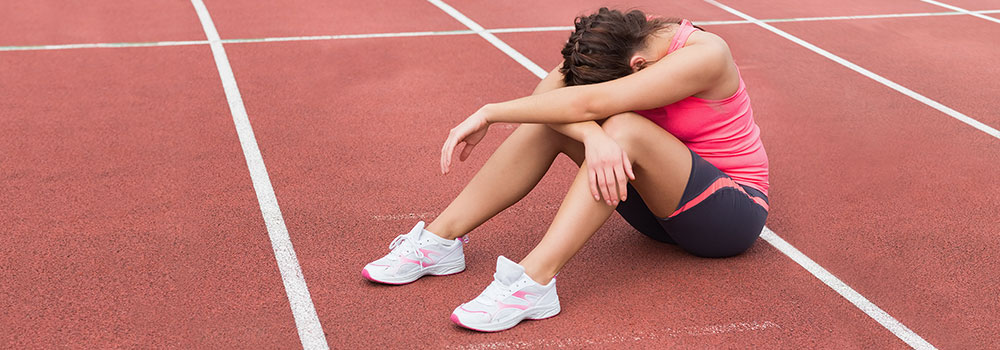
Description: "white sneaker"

(451, 256), (560, 332)
(362, 221), (466, 285)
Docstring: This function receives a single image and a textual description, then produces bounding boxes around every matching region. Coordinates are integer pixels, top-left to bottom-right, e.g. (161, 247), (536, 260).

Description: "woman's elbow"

(578, 94), (609, 122)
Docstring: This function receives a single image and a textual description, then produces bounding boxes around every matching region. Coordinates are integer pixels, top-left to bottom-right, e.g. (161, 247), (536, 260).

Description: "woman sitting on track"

(363, 8), (769, 332)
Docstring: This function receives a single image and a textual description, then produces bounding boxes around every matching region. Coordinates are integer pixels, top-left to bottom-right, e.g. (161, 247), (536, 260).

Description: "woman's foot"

(362, 221), (466, 285)
(451, 256), (561, 332)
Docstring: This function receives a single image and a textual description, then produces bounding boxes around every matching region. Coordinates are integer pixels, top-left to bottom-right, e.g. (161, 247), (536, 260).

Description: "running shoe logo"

(496, 291), (536, 310)
(400, 257), (434, 267)
(399, 249), (442, 267)
(511, 290), (534, 301)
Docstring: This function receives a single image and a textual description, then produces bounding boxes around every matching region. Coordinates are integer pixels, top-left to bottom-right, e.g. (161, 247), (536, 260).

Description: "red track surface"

(203, 0), (465, 39)
(773, 15), (1000, 128)
(0, 47), (298, 348)
(0, 1), (204, 46)
(2, 0), (998, 349)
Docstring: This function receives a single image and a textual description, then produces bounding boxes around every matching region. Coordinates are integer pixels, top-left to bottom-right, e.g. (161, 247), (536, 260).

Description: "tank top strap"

(666, 19), (697, 54)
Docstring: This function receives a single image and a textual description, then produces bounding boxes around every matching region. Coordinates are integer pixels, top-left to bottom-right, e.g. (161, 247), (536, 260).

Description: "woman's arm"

(442, 41), (729, 171)
(442, 63), (635, 203)
(442, 40), (729, 197)
(532, 63), (605, 143)
(533, 64), (631, 204)
(482, 40), (731, 125)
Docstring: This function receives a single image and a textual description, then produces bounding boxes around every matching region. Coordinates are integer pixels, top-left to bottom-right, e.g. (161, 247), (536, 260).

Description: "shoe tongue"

(407, 221), (426, 239)
(388, 222), (425, 259)
(494, 256), (525, 286)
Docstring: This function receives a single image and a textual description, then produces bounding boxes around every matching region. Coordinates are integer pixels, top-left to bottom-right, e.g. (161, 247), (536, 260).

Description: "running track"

(1, 0), (997, 349)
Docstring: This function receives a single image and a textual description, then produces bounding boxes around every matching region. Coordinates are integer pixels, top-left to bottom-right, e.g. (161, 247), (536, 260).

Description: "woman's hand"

(584, 131), (636, 206)
(441, 108), (491, 174)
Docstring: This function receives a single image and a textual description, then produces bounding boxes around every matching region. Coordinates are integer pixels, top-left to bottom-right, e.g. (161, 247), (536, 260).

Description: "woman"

(362, 8), (769, 332)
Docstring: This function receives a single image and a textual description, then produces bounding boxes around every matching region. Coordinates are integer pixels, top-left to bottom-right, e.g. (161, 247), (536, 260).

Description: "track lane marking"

(0, 40), (210, 51)
(426, 0), (548, 77)
(372, 203), (561, 221)
(759, 229), (935, 349)
(706, 0), (999, 140)
(449, 320), (781, 349)
(6, 10), (1000, 52)
(189, 1), (329, 349)
(222, 29), (475, 44)
(730, 8), (999, 23)
(429, 0), (941, 349)
(921, 0), (1000, 24)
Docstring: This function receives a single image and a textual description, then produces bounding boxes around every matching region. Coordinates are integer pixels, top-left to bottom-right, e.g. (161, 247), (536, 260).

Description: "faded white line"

(0, 40), (208, 51)
(448, 321), (780, 349)
(706, 0), (999, 140)
(189, 0), (329, 349)
(921, 0), (1000, 24)
(759, 228), (935, 349)
(486, 26), (575, 34)
(221, 29), (475, 44)
(5, 10), (1000, 52)
(373, 204), (560, 221)
(373, 212), (439, 222)
(747, 9), (998, 23)
(428, 0), (940, 349)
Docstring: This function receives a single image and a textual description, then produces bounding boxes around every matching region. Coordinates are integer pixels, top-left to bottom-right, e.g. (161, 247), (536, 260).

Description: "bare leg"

(427, 123), (584, 239)
(517, 161), (615, 281)
(519, 113), (693, 284)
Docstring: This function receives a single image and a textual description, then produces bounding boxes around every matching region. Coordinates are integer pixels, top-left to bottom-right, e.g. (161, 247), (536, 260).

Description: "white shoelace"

(387, 233), (425, 261)
(476, 280), (511, 305)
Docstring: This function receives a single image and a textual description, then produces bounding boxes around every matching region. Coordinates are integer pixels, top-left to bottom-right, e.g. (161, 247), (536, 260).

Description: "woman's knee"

(511, 123), (561, 148)
(600, 112), (648, 148)
(510, 123), (578, 156)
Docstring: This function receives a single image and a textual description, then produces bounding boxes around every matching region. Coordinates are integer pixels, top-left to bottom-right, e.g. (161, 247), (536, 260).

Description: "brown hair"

(560, 8), (681, 86)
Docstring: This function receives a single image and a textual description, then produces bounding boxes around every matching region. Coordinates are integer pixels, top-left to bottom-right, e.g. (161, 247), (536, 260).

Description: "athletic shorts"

(615, 150), (769, 258)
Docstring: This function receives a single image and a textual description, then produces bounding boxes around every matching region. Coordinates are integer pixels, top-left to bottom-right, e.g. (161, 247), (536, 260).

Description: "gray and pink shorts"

(615, 150), (769, 258)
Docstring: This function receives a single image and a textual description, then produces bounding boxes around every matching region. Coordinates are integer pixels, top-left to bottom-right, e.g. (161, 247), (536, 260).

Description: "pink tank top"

(635, 19), (769, 195)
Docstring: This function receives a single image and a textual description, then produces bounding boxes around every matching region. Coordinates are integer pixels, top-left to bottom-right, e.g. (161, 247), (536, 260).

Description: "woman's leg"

(519, 112), (693, 283)
(427, 123), (584, 239)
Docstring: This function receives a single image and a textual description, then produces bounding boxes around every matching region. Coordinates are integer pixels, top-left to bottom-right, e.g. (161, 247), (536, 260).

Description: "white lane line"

(486, 26), (574, 34)
(221, 29), (475, 44)
(0, 40), (208, 51)
(372, 203), (561, 221)
(5, 9), (1000, 52)
(759, 228), (936, 349)
(0, 31), (475, 51)
(749, 9), (995, 23)
(706, 0), (999, 140)
(428, 0), (939, 349)
(426, 0), (548, 78)
(921, 0), (1000, 24)
(189, 1), (329, 349)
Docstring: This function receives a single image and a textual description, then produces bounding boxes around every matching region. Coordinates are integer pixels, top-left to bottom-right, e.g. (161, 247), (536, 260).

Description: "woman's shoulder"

(686, 30), (732, 57)
(683, 30), (740, 100)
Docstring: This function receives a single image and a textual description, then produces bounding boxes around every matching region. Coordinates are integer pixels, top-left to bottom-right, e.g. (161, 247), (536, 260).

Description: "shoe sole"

(362, 261), (466, 285)
(451, 304), (561, 332)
